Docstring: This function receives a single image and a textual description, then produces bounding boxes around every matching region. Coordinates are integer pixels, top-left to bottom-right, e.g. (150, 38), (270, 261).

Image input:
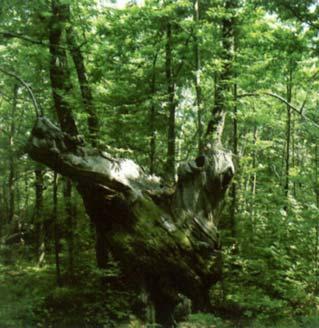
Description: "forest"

(1, 0), (319, 327)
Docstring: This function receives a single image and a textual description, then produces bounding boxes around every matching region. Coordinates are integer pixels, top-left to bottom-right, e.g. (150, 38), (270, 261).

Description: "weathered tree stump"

(27, 117), (234, 327)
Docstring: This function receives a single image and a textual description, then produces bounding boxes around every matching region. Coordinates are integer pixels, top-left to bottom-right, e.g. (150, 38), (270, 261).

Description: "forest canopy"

(0, 0), (319, 327)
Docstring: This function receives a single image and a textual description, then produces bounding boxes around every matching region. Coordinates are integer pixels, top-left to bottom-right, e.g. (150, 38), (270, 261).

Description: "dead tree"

(27, 116), (234, 327)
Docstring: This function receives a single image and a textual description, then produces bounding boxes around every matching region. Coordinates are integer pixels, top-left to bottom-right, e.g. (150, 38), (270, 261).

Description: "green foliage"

(0, 250), (136, 327)
(40, 273), (133, 327)
(0, 261), (54, 327)
(179, 312), (231, 327)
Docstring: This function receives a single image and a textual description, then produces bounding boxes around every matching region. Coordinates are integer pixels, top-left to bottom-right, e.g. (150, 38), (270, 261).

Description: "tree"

(7, 84), (18, 224)
(27, 115), (234, 327)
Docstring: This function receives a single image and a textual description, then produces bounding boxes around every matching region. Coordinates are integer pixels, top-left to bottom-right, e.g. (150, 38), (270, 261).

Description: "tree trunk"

(23, 172), (29, 210)
(207, 0), (236, 147)
(53, 172), (62, 286)
(65, 12), (99, 145)
(27, 116), (234, 327)
(34, 166), (45, 265)
(2, 182), (8, 227)
(8, 84), (18, 223)
(64, 178), (75, 280)
(250, 124), (258, 235)
(49, 0), (78, 136)
(193, 0), (204, 154)
(291, 110), (296, 197)
(229, 82), (238, 239)
(284, 64), (292, 208)
(166, 21), (176, 180)
(149, 53), (158, 175)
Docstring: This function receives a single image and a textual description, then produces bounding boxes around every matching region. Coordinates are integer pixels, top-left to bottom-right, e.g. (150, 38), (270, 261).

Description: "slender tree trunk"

(193, 0), (203, 153)
(53, 172), (62, 286)
(250, 125), (258, 234)
(291, 111), (296, 197)
(65, 11), (99, 145)
(35, 166), (45, 266)
(284, 65), (292, 208)
(49, 0), (78, 136)
(24, 172), (29, 213)
(2, 182), (8, 226)
(207, 0), (236, 147)
(149, 53), (158, 175)
(16, 176), (21, 220)
(165, 21), (176, 180)
(64, 178), (74, 280)
(229, 82), (238, 239)
(8, 84), (18, 223)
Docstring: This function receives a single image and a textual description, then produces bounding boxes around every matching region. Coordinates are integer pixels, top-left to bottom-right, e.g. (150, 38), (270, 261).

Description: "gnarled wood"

(27, 117), (234, 327)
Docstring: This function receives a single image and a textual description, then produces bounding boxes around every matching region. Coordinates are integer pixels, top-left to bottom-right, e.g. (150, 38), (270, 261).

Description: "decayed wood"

(27, 116), (234, 327)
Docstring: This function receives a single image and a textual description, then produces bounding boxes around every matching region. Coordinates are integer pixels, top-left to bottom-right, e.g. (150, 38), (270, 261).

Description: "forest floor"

(0, 261), (319, 328)
(0, 261), (55, 327)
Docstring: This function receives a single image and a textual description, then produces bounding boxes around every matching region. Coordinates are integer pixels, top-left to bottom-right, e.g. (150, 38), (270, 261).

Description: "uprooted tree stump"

(27, 117), (234, 327)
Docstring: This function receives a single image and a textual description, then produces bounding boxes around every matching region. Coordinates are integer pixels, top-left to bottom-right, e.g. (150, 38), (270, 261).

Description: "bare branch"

(0, 67), (42, 117)
(238, 91), (319, 129)
(0, 31), (47, 46)
(0, 31), (68, 50)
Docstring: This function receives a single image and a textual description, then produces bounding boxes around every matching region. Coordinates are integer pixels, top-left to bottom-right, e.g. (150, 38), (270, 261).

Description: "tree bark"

(2, 182), (8, 228)
(229, 82), (238, 239)
(149, 53), (158, 175)
(250, 124), (258, 235)
(49, 0), (78, 136)
(34, 166), (45, 265)
(207, 0), (236, 147)
(166, 21), (176, 180)
(53, 172), (62, 286)
(193, 0), (204, 154)
(291, 110), (296, 197)
(284, 64), (293, 208)
(64, 178), (74, 280)
(27, 116), (234, 327)
(65, 13), (99, 145)
(8, 84), (18, 223)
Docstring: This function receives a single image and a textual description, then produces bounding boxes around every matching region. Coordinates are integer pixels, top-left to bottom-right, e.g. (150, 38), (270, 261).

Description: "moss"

(132, 196), (163, 227)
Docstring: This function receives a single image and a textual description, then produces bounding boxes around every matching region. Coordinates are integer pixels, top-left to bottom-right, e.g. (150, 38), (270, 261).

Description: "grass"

(0, 262), (55, 328)
(0, 259), (318, 328)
